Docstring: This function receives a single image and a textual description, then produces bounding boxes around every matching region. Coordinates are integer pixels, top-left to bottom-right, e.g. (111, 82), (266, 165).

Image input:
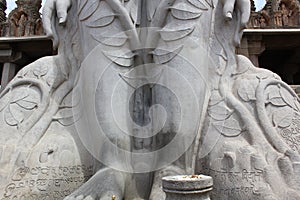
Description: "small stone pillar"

(162, 175), (213, 200)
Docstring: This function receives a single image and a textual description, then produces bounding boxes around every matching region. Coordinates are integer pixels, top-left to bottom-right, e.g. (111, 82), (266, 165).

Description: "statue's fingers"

(42, 0), (55, 37)
(222, 0), (235, 21)
(56, 0), (72, 25)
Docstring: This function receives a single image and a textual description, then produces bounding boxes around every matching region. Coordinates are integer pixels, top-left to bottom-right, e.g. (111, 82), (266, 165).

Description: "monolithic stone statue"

(0, 0), (299, 200)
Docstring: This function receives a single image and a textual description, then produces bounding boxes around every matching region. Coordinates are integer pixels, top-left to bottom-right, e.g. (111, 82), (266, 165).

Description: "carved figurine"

(280, 3), (292, 26)
(274, 11), (283, 27)
(260, 16), (266, 27)
(0, 0), (299, 200)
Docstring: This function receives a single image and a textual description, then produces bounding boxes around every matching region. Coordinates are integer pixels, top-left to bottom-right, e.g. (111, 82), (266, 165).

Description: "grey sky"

(5, 0), (266, 14)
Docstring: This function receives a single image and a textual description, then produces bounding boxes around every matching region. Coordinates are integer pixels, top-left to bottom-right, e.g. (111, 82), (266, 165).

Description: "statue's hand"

(42, 0), (72, 47)
(222, 0), (251, 27)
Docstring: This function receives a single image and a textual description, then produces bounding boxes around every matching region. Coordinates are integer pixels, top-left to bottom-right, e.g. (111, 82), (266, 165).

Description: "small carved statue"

(260, 16), (266, 27)
(274, 11), (283, 26)
(280, 3), (292, 26)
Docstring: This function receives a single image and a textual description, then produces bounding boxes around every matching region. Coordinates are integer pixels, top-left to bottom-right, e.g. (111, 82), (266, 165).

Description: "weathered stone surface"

(0, 0), (299, 200)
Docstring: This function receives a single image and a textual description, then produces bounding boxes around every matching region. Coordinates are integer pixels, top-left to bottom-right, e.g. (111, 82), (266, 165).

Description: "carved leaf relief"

(86, 15), (115, 28)
(170, 3), (203, 20)
(159, 22), (195, 42)
(4, 104), (24, 127)
(209, 90), (223, 106)
(78, 0), (88, 16)
(56, 116), (81, 126)
(33, 64), (48, 78)
(208, 101), (233, 121)
(130, 0), (139, 25)
(86, 1), (116, 28)
(187, 0), (209, 10)
(147, 0), (160, 21)
(213, 114), (243, 137)
(256, 73), (270, 80)
(79, 0), (99, 21)
(11, 89), (29, 103)
(46, 75), (56, 87)
(60, 91), (81, 109)
(237, 80), (258, 102)
(0, 91), (12, 112)
(4, 86), (40, 128)
(53, 105), (82, 127)
(92, 31), (128, 47)
(273, 106), (294, 128)
(16, 99), (37, 110)
(205, 0), (214, 7)
(268, 88), (286, 106)
(152, 45), (184, 64)
(103, 50), (135, 67)
(15, 89), (40, 110)
(280, 88), (299, 111)
(54, 108), (74, 120)
(54, 90), (82, 126)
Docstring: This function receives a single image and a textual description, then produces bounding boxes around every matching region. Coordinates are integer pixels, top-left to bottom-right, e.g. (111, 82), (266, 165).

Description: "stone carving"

(0, 0), (6, 36)
(0, 0), (5, 23)
(1, 0), (44, 37)
(0, 0), (298, 200)
(248, 0), (300, 28)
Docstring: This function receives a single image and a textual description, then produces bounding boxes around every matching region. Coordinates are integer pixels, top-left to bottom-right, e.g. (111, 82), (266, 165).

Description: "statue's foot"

(64, 168), (125, 200)
(65, 193), (121, 200)
(65, 195), (95, 200)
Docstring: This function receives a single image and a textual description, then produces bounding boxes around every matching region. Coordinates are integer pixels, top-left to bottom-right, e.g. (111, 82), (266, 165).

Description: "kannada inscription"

(2, 165), (93, 200)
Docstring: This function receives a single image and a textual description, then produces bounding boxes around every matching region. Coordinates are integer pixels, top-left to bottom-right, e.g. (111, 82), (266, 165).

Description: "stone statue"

(280, 3), (292, 26)
(0, 0), (299, 200)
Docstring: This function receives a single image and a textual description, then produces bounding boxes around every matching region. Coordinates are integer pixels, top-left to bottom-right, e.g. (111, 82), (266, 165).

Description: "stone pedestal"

(162, 175), (213, 200)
